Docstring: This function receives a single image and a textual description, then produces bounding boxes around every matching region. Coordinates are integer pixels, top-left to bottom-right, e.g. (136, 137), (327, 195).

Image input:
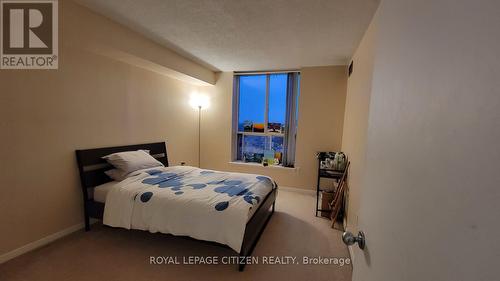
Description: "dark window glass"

(238, 75), (266, 132)
(241, 135), (267, 163)
(271, 136), (284, 164)
(236, 133), (243, 160)
(271, 136), (284, 153)
(268, 74), (287, 133)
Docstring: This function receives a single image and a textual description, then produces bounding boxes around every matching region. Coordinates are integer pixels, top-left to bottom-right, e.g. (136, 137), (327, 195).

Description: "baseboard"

(279, 186), (315, 195)
(0, 222), (86, 264)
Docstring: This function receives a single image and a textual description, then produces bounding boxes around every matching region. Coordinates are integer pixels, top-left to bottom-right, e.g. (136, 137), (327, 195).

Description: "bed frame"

(75, 141), (276, 271)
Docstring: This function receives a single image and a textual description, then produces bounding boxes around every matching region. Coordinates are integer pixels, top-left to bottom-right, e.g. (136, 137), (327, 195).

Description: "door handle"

(342, 231), (366, 250)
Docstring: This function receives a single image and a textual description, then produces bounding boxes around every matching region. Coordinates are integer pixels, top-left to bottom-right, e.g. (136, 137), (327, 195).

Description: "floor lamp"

(190, 95), (208, 168)
(197, 105), (201, 167)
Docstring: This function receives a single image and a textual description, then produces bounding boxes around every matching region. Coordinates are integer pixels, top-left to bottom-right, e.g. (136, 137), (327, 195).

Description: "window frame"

(232, 72), (299, 166)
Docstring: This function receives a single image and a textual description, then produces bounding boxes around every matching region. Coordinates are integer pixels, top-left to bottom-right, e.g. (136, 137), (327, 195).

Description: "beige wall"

(341, 16), (378, 232)
(199, 66), (347, 189)
(0, 0), (213, 257)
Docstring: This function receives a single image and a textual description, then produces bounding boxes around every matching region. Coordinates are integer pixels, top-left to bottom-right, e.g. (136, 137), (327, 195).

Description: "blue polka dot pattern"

(140, 192), (153, 202)
(215, 201), (229, 211)
(141, 172), (267, 211)
(142, 172), (185, 190)
(214, 185), (249, 196)
(187, 183), (207, 189)
(256, 176), (272, 185)
(158, 179), (183, 188)
(160, 172), (178, 178)
(142, 173), (178, 185)
(211, 180), (263, 211)
(146, 169), (162, 175)
(207, 180), (225, 185)
(142, 177), (168, 185)
(223, 180), (243, 185)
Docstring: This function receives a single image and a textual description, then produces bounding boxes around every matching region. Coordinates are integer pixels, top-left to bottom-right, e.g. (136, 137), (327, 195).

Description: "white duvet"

(103, 166), (274, 252)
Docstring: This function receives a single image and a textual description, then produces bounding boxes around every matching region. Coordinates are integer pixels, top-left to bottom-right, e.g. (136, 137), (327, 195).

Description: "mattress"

(93, 179), (269, 221)
(93, 181), (117, 203)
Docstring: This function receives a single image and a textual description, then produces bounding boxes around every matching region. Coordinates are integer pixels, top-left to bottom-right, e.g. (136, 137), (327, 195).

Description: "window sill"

(228, 161), (298, 171)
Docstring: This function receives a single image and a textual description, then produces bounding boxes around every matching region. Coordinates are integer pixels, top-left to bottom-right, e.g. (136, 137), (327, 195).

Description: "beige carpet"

(0, 189), (352, 281)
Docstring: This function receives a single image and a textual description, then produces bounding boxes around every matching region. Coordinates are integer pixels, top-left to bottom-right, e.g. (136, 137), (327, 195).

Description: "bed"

(75, 142), (277, 271)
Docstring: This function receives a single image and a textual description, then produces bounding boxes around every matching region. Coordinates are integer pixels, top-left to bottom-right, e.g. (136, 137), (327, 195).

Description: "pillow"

(104, 169), (132, 181)
(105, 167), (155, 182)
(102, 150), (164, 174)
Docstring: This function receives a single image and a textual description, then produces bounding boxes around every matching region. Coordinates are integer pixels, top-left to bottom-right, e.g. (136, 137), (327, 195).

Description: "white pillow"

(105, 167), (156, 182)
(102, 150), (164, 174)
(104, 169), (132, 181)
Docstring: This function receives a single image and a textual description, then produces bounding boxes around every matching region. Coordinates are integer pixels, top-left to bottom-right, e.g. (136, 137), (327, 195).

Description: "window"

(233, 72), (300, 167)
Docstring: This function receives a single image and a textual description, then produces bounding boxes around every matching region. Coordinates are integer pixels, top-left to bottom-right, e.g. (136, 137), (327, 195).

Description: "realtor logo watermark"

(149, 255), (351, 267)
(1, 0), (58, 69)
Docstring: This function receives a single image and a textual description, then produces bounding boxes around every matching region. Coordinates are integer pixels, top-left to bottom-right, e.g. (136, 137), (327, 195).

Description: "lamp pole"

(198, 105), (201, 167)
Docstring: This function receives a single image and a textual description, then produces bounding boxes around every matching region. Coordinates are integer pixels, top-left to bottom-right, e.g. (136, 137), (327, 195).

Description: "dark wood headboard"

(75, 142), (168, 230)
(75, 142), (168, 189)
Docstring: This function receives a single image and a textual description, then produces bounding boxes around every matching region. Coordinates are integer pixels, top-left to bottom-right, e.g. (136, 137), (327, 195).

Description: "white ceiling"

(76, 0), (380, 72)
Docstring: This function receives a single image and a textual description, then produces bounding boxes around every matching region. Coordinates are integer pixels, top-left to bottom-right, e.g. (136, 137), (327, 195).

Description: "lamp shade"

(189, 94), (209, 109)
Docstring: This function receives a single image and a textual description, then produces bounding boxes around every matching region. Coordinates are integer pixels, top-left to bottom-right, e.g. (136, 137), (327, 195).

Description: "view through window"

(234, 73), (300, 166)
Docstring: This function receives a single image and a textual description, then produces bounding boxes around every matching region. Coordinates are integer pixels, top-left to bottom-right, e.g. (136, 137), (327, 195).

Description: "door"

(350, 1), (500, 281)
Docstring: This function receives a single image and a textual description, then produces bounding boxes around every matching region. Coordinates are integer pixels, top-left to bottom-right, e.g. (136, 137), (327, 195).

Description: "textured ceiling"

(76, 0), (380, 72)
